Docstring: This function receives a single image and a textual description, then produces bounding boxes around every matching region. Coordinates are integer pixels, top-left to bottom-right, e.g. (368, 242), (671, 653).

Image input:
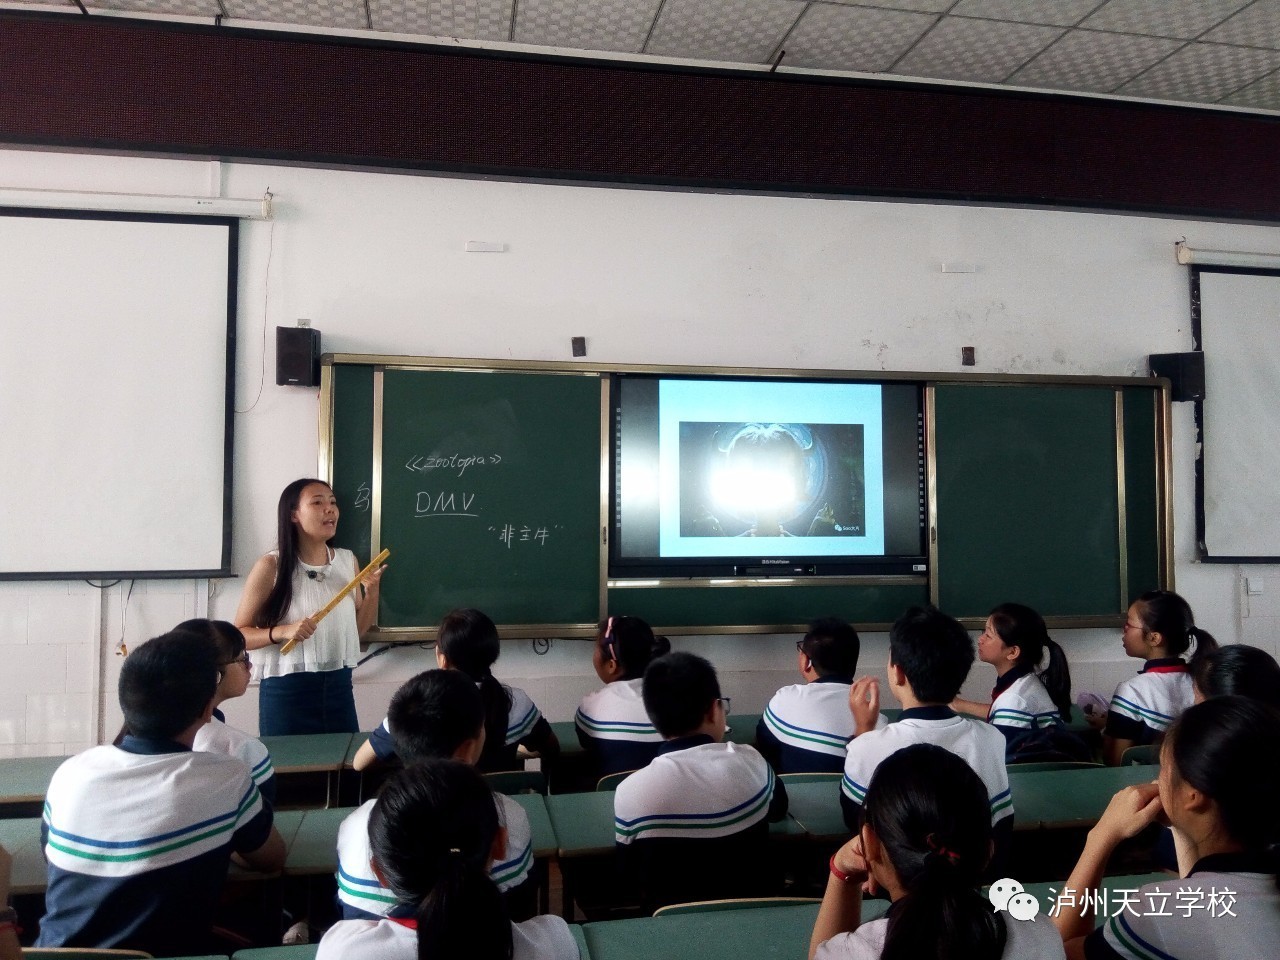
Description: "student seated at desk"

(614, 652), (788, 910)
(318, 760), (577, 960)
(841, 606), (1012, 877)
(758, 616), (883, 774)
(1190, 643), (1280, 708)
(339, 670), (534, 920)
(1055, 696), (1280, 959)
(812, 744), (1065, 960)
(175, 618), (278, 806)
(951, 603), (1089, 764)
(37, 630), (285, 957)
(1101, 591), (1217, 766)
(354, 607), (559, 774)
(574, 615), (670, 777)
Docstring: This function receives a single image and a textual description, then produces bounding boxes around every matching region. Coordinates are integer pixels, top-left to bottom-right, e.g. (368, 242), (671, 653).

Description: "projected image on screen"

(679, 422), (865, 539)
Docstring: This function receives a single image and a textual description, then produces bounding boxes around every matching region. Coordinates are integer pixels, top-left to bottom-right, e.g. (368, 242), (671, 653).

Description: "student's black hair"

(642, 651), (721, 739)
(387, 669), (486, 766)
(864, 743), (1006, 960)
(118, 630), (221, 740)
(988, 603), (1072, 722)
(799, 616), (861, 678)
(368, 760), (513, 960)
(174, 618), (246, 666)
(1189, 645), (1280, 708)
(888, 606), (974, 705)
(1133, 589), (1218, 658)
(259, 478), (332, 629)
(1164, 696), (1280, 891)
(437, 608), (512, 763)
(596, 615), (671, 681)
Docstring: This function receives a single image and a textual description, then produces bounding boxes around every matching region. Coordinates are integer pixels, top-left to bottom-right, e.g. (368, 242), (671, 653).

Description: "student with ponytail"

(316, 760), (577, 960)
(1102, 590), (1218, 765)
(811, 743), (1064, 960)
(574, 615), (672, 776)
(1055, 696), (1280, 959)
(1190, 644), (1280, 708)
(952, 603), (1086, 763)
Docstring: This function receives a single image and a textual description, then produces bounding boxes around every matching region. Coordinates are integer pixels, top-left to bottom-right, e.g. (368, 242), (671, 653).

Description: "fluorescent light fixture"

(0, 187), (272, 220)
(1175, 240), (1280, 269)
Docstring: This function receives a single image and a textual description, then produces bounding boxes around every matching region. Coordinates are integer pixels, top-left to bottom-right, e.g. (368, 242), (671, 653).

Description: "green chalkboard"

(933, 384), (1123, 619)
(330, 365), (603, 631)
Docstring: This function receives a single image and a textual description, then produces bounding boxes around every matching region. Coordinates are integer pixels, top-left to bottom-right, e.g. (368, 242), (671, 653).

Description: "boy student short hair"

(800, 616), (860, 677)
(388, 669), (486, 766)
(118, 630), (221, 740)
(643, 651), (721, 738)
(889, 605), (974, 705)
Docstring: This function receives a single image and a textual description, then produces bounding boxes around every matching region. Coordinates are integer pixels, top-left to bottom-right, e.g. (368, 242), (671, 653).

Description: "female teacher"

(235, 478), (385, 735)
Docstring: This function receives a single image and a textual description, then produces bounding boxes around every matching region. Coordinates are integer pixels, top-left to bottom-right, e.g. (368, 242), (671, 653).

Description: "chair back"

(483, 769), (547, 795)
(653, 897), (821, 917)
(596, 769), (638, 791)
(1120, 744), (1159, 766)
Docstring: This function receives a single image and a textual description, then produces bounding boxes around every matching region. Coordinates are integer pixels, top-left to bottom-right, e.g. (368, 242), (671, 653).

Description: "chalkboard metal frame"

(321, 354), (1172, 637)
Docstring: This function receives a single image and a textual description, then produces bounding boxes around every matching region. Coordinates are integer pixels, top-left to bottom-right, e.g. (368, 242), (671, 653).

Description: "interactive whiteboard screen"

(0, 211), (234, 578)
(1196, 268), (1280, 561)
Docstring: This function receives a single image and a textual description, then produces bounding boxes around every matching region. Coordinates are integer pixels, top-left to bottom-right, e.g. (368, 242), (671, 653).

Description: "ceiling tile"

(893, 16), (1064, 83)
(1119, 40), (1280, 102)
(1203, 0), (1280, 50)
(1220, 67), (1280, 110)
(1081, 0), (1250, 40)
(782, 4), (935, 72)
(832, 0), (952, 12)
(86, 0), (221, 14)
(1009, 28), (1182, 93)
(222, 0), (369, 30)
(514, 0), (659, 53)
(951, 0), (1103, 28)
(370, 0), (512, 41)
(646, 0), (802, 64)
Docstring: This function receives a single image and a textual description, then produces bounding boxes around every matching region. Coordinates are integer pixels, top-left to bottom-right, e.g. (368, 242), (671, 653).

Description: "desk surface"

(509, 793), (557, 859)
(1011, 763), (1156, 829)
(783, 780), (848, 841)
(284, 807), (349, 876)
(0, 754), (68, 805)
(0, 816), (45, 895)
(260, 734), (354, 774)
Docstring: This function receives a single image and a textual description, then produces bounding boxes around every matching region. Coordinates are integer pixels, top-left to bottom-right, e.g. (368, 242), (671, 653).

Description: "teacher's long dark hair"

(259, 478), (328, 629)
(369, 760), (513, 960)
(866, 744), (1006, 960)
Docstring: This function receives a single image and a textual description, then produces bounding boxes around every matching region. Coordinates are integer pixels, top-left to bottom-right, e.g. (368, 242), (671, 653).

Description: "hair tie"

(925, 833), (961, 866)
(602, 616), (618, 662)
(448, 848), (461, 855)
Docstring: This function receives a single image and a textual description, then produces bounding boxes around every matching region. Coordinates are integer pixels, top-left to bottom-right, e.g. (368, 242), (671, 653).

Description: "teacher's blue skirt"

(259, 667), (358, 735)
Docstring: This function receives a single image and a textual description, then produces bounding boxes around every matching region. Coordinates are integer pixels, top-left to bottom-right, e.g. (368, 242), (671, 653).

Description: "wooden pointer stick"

(279, 548), (390, 655)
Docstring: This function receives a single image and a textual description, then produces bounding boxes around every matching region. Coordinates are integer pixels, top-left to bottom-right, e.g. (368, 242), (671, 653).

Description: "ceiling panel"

(782, 3), (935, 73)
(1008, 29), (1182, 93)
(951, 0), (1103, 28)
(370, 0), (513, 42)
(1081, 0), (1251, 40)
(646, 0), (801, 64)
(1203, 0), (1280, 50)
(87, 0), (220, 14)
(1221, 67), (1280, 110)
(222, 0), (369, 30)
(835, 0), (952, 12)
(893, 16), (1063, 83)
(514, 0), (659, 53)
(1119, 41), (1280, 103)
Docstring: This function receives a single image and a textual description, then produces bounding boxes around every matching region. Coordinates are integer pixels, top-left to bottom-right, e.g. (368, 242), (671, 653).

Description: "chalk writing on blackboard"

(405, 454), (503, 477)
(490, 523), (564, 548)
(415, 491), (478, 518)
(355, 482), (371, 513)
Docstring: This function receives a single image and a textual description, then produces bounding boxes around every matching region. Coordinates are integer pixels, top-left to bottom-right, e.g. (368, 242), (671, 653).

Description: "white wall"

(2, 147), (1278, 754)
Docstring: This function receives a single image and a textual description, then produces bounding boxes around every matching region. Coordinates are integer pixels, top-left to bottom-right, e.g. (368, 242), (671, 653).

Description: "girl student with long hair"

(235, 478), (386, 735)
(951, 603), (1083, 761)
(1054, 696), (1280, 959)
(1101, 589), (1217, 766)
(315, 759), (577, 960)
(810, 742), (1065, 960)
(573, 615), (671, 777)
(1190, 643), (1280, 708)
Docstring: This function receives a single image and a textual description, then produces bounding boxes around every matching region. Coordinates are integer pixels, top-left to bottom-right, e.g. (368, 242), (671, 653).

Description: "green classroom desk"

(1010, 763), (1157, 830)
(583, 900), (888, 960)
(510, 793), (557, 858)
(0, 754), (67, 812)
(0, 816), (46, 895)
(261, 733), (353, 807)
(233, 946), (318, 960)
(283, 807), (350, 876)
(783, 780), (849, 842)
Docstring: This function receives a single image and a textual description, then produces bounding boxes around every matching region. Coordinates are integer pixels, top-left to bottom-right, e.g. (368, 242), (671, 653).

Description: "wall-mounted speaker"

(1148, 351), (1205, 402)
(276, 326), (321, 387)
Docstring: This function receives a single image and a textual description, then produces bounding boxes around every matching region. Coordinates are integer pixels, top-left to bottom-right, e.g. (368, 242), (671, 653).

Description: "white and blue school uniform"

(336, 791), (533, 919)
(194, 713), (277, 806)
(1086, 852), (1280, 960)
(37, 736), (272, 957)
(840, 706), (1012, 870)
(1105, 658), (1193, 745)
(366, 685), (545, 766)
(317, 907), (579, 960)
(987, 666), (1079, 762)
(574, 678), (663, 776)
(757, 674), (887, 774)
(816, 911), (1065, 960)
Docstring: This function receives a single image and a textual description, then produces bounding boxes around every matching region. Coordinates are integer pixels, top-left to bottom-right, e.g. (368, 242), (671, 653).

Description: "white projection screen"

(1195, 267), (1280, 561)
(0, 210), (235, 578)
